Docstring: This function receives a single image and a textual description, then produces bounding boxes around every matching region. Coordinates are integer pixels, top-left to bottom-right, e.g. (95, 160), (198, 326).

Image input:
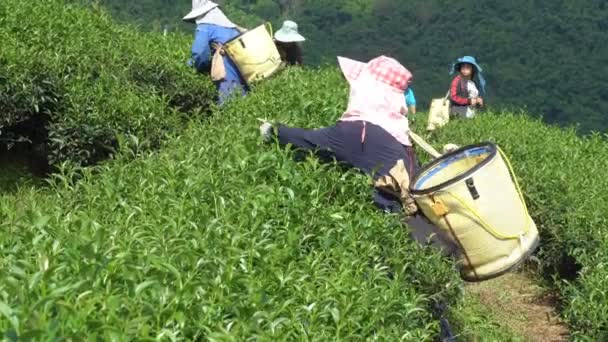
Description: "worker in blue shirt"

(184, 0), (248, 105)
(404, 87), (416, 114)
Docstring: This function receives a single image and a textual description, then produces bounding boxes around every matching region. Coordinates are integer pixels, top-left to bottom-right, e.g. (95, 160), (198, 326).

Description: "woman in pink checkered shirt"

(259, 55), (419, 213)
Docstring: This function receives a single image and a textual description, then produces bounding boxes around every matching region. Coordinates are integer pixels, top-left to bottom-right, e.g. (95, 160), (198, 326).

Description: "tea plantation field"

(0, 0), (214, 167)
(1, 68), (517, 340)
(2, 0), (608, 340)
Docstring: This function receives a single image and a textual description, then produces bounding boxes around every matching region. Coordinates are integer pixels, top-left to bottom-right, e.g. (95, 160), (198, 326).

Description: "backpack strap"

(210, 41), (224, 54)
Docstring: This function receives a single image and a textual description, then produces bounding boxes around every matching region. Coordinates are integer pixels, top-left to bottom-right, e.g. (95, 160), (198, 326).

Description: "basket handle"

(265, 22), (273, 37)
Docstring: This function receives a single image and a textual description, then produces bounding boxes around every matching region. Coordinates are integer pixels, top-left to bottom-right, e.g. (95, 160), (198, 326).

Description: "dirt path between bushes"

(466, 271), (569, 341)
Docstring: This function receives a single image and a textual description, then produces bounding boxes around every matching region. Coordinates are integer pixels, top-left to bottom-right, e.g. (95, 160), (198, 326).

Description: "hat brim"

(454, 58), (482, 74)
(274, 30), (306, 43)
(182, 3), (218, 22)
(337, 56), (365, 85)
(456, 61), (481, 70)
(339, 56), (412, 93)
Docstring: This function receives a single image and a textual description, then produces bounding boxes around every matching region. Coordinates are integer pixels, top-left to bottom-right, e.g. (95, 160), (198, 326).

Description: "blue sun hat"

(450, 56), (486, 95)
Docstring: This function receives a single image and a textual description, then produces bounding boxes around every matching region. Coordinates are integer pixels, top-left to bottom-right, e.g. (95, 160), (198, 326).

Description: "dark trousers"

(277, 121), (419, 212)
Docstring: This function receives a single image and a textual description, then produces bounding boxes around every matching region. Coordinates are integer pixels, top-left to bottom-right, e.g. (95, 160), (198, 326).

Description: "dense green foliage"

(0, 68), (522, 340)
(0, 0), (214, 166)
(97, 0), (608, 132)
(3, 0), (608, 339)
(3, 60), (608, 339)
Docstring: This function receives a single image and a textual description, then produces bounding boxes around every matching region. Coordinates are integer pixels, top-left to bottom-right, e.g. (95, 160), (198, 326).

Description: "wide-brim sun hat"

(450, 55), (486, 95)
(183, 0), (219, 22)
(451, 55), (483, 75)
(338, 55), (412, 93)
(274, 20), (306, 43)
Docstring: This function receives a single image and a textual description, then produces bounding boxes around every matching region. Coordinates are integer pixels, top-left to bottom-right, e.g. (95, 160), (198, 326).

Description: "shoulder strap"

(211, 24), (248, 55)
(210, 41), (224, 53)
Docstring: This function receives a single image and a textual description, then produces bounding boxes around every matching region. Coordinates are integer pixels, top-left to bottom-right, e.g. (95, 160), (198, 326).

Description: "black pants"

(277, 121), (419, 212)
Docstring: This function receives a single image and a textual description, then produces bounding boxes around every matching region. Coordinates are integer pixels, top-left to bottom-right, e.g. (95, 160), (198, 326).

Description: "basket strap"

(443, 90), (450, 105)
(265, 22), (273, 36)
(211, 42), (224, 54)
(408, 131), (441, 158)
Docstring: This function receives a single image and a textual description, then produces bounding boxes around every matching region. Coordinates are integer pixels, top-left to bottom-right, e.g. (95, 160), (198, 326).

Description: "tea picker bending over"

(185, 0), (248, 105)
(260, 56), (419, 214)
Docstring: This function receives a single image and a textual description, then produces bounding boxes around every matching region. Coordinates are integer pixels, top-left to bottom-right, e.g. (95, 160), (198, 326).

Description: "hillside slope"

(2, 1), (608, 339)
(0, 68), (511, 340)
(0, 0), (213, 167)
(2, 64), (607, 339)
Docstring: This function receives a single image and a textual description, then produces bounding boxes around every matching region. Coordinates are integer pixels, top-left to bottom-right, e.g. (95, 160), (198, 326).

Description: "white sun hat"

(183, 0), (219, 22)
(274, 20), (306, 43)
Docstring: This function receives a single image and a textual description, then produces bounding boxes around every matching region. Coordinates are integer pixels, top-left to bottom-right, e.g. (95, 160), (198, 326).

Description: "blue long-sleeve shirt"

(191, 24), (244, 85)
(404, 88), (416, 107)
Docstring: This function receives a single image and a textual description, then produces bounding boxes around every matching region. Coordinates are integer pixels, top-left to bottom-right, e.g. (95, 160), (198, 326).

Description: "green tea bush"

(422, 112), (608, 339)
(0, 67), (502, 340)
(0, 0), (214, 166)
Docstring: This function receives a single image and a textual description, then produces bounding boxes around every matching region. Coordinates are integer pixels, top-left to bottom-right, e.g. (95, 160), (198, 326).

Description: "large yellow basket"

(224, 23), (284, 85)
(410, 142), (540, 281)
